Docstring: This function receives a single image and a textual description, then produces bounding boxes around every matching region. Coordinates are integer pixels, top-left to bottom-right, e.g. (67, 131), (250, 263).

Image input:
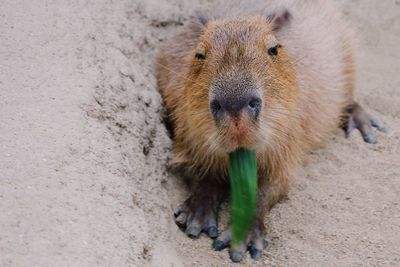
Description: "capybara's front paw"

(174, 195), (218, 239)
(214, 225), (268, 262)
(344, 102), (386, 143)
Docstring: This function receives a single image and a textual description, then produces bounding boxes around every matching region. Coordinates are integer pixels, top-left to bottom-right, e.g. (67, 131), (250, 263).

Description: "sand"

(0, 0), (399, 266)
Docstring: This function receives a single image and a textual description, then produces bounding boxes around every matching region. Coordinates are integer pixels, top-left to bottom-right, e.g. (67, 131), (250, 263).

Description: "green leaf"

(228, 148), (257, 247)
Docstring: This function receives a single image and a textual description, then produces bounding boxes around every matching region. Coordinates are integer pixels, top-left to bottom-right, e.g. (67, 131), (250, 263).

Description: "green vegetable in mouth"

(228, 148), (258, 247)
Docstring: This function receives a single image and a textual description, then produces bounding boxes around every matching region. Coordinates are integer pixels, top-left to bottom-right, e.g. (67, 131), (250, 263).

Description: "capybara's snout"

(210, 93), (262, 123)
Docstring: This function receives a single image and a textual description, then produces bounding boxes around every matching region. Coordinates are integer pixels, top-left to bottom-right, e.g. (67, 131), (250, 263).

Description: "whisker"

(155, 61), (200, 84)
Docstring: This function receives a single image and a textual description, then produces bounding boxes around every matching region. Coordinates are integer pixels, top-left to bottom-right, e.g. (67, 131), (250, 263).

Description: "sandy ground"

(1, 0), (399, 266)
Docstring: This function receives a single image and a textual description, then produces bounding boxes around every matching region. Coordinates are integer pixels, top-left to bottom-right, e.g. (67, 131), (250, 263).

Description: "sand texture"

(1, 0), (399, 266)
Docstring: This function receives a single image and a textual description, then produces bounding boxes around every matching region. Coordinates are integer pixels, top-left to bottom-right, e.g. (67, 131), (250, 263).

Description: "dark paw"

(248, 239), (269, 260)
(174, 200), (218, 239)
(344, 103), (386, 144)
(213, 227), (269, 262)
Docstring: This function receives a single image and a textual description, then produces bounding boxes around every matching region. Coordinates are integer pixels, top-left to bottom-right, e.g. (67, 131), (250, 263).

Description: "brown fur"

(155, 0), (357, 247)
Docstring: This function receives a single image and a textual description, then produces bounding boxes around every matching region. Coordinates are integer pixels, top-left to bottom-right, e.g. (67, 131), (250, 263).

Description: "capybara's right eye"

(195, 43), (206, 60)
(195, 51), (206, 60)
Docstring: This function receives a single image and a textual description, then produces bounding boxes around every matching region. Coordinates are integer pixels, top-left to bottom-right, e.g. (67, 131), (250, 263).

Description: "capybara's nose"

(210, 94), (262, 122)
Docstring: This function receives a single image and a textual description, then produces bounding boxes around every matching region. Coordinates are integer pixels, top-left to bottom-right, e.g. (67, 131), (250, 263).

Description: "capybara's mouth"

(221, 118), (257, 152)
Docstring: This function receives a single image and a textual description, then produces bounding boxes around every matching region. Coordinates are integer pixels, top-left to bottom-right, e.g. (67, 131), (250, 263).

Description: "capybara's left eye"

(268, 44), (282, 57)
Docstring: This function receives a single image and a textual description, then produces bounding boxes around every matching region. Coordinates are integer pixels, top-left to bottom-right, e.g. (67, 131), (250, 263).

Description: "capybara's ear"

(190, 11), (209, 27)
(187, 14), (209, 34)
(197, 15), (209, 26)
(267, 9), (292, 31)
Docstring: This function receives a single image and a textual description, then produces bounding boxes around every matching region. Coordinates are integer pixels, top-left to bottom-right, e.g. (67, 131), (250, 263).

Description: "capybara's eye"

(195, 51), (206, 60)
(195, 43), (206, 60)
(268, 44), (282, 57)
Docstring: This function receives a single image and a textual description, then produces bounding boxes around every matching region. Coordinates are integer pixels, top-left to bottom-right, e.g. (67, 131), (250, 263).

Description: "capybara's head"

(184, 10), (298, 154)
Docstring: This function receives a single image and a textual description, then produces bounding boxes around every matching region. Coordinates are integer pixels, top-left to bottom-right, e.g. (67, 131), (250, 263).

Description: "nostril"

(210, 99), (222, 117)
(248, 97), (262, 110)
(247, 97), (262, 119)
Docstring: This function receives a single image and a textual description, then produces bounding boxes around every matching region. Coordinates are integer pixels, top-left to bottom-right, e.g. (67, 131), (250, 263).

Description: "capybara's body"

(156, 0), (382, 262)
